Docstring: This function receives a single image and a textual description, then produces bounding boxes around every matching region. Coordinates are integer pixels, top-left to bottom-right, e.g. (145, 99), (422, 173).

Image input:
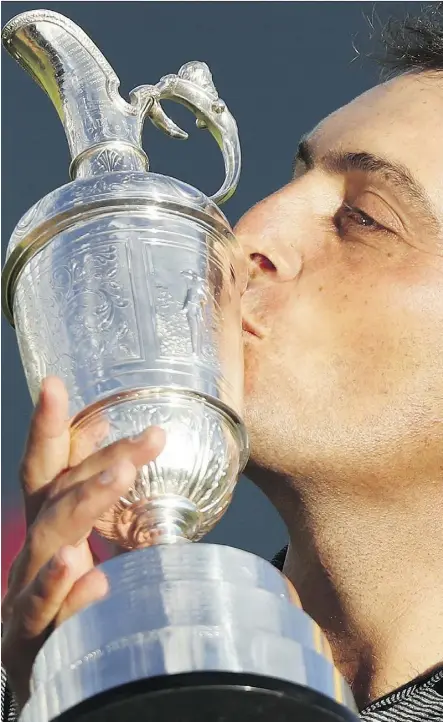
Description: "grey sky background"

(1, 1), (420, 561)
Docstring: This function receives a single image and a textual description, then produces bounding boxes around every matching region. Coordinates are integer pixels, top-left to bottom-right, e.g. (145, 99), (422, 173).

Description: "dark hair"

(377, 2), (443, 77)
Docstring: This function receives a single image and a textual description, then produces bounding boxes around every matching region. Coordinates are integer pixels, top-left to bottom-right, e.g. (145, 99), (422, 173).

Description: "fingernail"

(58, 546), (76, 567)
(48, 552), (66, 573)
(99, 468), (116, 484)
(36, 381), (47, 408)
(128, 429), (150, 443)
(129, 427), (164, 444)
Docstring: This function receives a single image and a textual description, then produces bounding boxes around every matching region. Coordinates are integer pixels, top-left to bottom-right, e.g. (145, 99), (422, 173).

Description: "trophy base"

(50, 672), (359, 722)
(22, 546), (359, 722)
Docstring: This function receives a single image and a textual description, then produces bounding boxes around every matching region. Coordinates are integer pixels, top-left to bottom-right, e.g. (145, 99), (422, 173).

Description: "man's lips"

(242, 319), (263, 339)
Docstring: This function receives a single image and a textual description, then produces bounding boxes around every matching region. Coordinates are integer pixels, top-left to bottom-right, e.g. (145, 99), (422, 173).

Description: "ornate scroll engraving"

(14, 233), (141, 408)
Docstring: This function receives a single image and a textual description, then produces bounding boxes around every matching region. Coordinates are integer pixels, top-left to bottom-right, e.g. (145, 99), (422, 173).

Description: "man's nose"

(234, 186), (304, 284)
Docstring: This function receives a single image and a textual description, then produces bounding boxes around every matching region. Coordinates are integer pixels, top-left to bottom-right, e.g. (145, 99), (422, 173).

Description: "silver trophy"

(2, 10), (359, 722)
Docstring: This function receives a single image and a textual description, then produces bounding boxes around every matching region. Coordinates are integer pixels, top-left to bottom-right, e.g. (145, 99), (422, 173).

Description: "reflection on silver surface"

(1, 9), (248, 548)
(3, 11), (360, 722)
(21, 546), (358, 722)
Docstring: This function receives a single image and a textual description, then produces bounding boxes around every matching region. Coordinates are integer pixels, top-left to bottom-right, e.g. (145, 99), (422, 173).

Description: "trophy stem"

(71, 388), (247, 549)
(120, 495), (201, 547)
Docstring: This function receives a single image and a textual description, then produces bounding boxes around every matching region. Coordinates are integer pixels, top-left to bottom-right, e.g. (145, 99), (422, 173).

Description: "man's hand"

(1, 377), (165, 711)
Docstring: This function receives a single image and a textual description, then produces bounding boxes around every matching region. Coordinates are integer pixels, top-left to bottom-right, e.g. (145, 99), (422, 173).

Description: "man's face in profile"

(236, 72), (443, 496)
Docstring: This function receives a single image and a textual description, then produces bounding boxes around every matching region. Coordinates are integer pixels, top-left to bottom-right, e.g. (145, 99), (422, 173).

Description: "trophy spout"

(2, 10), (241, 199)
(1, 10), (148, 178)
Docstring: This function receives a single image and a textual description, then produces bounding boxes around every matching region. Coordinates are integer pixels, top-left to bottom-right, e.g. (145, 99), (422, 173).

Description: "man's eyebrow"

(293, 138), (439, 230)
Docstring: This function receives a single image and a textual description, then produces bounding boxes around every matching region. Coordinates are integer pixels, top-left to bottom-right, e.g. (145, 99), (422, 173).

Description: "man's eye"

(335, 203), (389, 234)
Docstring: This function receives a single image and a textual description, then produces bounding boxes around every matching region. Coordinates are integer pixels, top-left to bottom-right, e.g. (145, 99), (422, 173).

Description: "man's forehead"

(307, 72), (443, 218)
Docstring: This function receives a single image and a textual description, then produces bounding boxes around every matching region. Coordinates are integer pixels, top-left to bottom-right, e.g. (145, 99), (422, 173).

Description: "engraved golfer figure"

(181, 269), (208, 356)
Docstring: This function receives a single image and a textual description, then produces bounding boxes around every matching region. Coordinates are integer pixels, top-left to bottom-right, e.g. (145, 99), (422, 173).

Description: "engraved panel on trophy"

(144, 233), (222, 370)
(55, 235), (140, 364)
(14, 224), (142, 406)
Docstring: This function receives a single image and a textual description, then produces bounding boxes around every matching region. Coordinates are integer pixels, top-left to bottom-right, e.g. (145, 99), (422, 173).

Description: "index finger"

(20, 377), (70, 526)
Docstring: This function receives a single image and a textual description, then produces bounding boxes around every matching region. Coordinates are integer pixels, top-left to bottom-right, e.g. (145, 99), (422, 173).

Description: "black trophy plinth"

(55, 672), (359, 722)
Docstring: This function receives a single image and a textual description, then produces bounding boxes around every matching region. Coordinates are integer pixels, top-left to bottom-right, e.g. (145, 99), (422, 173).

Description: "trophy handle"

(130, 62), (241, 205)
(2, 10), (240, 205)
